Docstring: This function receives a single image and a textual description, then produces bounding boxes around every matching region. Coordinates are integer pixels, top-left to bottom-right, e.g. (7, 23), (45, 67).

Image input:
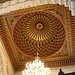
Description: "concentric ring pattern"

(13, 11), (65, 57)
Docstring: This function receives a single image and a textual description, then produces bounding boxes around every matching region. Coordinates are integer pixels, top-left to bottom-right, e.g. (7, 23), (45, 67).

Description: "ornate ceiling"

(0, 4), (75, 71)
(13, 11), (65, 57)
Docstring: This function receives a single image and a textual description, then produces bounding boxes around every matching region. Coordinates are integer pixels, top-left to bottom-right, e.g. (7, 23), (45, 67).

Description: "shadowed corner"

(0, 0), (11, 4)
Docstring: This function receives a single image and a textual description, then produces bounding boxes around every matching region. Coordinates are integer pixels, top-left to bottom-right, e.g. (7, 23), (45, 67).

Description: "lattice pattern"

(13, 11), (65, 57)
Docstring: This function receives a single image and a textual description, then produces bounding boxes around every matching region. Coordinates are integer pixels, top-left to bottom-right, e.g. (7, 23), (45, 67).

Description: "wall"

(50, 65), (75, 75)
(0, 0), (75, 16)
(14, 65), (75, 75)
(71, 0), (75, 16)
(14, 71), (22, 75)
(0, 37), (14, 75)
(0, 54), (3, 75)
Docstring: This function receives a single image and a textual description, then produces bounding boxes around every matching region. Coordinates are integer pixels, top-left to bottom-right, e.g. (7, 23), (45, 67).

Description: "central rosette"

(25, 13), (54, 41)
(36, 23), (43, 30)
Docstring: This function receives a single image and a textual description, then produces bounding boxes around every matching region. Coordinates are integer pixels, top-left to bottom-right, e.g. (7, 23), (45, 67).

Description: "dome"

(13, 11), (65, 57)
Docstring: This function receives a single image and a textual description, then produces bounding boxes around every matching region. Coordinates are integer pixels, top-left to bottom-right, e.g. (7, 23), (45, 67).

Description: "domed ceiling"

(0, 4), (75, 71)
(13, 11), (65, 57)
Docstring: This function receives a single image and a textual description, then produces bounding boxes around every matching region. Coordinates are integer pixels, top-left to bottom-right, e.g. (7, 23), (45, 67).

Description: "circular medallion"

(13, 11), (65, 57)
(36, 23), (43, 30)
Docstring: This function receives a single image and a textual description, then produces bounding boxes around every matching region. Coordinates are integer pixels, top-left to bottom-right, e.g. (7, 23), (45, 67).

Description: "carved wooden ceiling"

(0, 4), (75, 71)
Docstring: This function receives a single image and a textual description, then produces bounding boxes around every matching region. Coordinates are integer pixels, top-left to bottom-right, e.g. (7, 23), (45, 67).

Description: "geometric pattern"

(13, 11), (65, 57)
(0, 4), (75, 71)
